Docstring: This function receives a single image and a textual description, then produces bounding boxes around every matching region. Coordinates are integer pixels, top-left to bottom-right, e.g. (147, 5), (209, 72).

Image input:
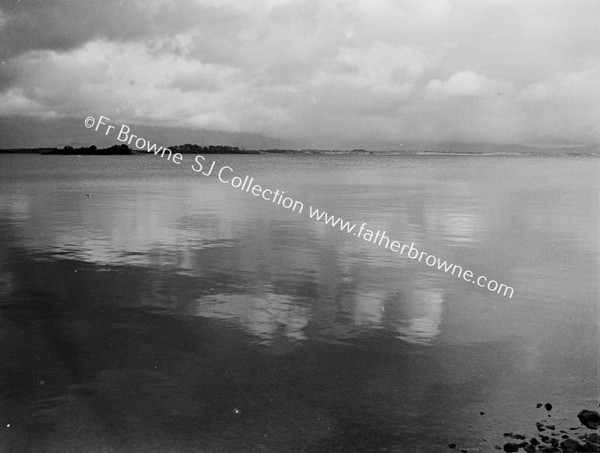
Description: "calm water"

(0, 154), (597, 452)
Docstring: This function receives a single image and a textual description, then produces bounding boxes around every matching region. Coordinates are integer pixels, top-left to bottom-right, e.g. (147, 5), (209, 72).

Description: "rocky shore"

(447, 406), (599, 452)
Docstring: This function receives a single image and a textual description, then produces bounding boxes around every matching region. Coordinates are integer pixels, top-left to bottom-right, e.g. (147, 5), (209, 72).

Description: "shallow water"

(0, 153), (598, 452)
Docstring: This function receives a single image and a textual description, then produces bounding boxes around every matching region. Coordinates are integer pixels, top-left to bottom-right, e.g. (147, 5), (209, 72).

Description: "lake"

(0, 153), (597, 452)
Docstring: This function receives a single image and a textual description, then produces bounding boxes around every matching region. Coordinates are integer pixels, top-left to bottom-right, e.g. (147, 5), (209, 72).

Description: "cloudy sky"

(0, 0), (598, 149)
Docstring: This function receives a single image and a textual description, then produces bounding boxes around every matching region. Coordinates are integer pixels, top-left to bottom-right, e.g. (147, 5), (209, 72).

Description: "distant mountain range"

(1, 116), (598, 155)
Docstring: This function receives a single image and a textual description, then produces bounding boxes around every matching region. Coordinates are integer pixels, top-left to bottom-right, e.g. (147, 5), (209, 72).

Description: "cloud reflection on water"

(0, 155), (597, 350)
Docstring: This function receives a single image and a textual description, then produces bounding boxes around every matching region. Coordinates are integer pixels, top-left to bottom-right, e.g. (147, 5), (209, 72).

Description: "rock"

(585, 442), (600, 452)
(503, 443), (519, 452)
(530, 438), (540, 446)
(586, 433), (600, 444)
(512, 434), (526, 440)
(578, 410), (600, 429)
(537, 403), (543, 408)
(524, 445), (536, 453)
(448, 443), (457, 449)
(545, 403), (553, 411)
(560, 438), (581, 450)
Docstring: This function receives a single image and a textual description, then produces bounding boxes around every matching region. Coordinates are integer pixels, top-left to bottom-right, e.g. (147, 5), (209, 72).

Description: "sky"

(0, 0), (598, 149)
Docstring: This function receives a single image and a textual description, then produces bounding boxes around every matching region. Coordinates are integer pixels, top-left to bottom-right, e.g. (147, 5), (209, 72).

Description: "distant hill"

(41, 144), (133, 155)
(169, 144), (259, 154)
(0, 116), (598, 156)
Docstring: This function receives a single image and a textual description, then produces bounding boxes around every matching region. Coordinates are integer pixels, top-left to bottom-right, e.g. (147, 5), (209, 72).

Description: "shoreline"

(1, 147), (599, 157)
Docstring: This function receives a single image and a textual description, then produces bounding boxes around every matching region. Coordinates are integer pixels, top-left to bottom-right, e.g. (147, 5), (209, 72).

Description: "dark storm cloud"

(0, 0), (144, 58)
(0, 0), (242, 58)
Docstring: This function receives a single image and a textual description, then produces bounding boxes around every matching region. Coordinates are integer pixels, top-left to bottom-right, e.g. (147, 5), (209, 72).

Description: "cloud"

(6, 39), (252, 129)
(0, 88), (51, 117)
(0, 0), (243, 58)
(0, 0), (598, 146)
(427, 71), (508, 97)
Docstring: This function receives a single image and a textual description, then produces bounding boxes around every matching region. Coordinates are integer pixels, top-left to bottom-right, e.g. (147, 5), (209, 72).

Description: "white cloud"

(427, 70), (509, 97)
(0, 88), (52, 117)
(0, 0), (598, 146)
(4, 39), (250, 128)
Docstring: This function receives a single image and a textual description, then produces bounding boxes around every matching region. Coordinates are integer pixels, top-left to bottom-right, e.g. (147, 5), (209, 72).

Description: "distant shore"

(1, 144), (599, 157)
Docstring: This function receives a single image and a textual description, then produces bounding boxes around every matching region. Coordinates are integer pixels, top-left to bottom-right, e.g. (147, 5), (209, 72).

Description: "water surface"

(0, 154), (597, 452)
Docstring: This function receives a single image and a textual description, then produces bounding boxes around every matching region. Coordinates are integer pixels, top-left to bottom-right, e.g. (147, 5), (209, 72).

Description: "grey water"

(0, 153), (597, 452)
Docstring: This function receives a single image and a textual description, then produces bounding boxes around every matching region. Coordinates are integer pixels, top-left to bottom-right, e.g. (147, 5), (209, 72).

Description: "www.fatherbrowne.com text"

(306, 210), (513, 298)
(85, 115), (515, 299)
